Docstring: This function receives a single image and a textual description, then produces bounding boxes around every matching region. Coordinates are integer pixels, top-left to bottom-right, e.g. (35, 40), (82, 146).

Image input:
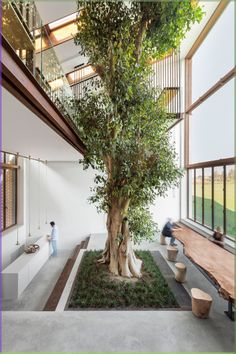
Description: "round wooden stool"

(166, 245), (178, 262)
(175, 262), (186, 283)
(191, 288), (212, 319)
(160, 234), (167, 245)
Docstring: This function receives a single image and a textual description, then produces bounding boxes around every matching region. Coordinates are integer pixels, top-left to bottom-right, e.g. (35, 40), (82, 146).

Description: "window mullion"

(212, 167), (214, 230)
(223, 165), (226, 234)
(202, 168), (204, 226)
(194, 169), (196, 221)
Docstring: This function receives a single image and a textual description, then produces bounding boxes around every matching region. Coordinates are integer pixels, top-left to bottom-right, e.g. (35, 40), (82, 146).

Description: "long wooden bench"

(173, 224), (235, 320)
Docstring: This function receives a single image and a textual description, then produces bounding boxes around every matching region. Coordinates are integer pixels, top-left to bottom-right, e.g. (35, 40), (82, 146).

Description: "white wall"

(45, 162), (106, 250)
(150, 122), (181, 232)
(2, 157), (106, 269)
(150, 186), (180, 233)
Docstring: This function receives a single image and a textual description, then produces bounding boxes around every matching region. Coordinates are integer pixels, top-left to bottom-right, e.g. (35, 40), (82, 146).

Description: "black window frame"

(187, 160), (235, 239)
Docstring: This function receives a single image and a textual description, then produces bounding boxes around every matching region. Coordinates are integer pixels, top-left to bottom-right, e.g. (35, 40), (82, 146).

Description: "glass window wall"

(226, 165), (236, 238)
(192, 2), (234, 102)
(187, 164), (235, 238)
(189, 79), (234, 164)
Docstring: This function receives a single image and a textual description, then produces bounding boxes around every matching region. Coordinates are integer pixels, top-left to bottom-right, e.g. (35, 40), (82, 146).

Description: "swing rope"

(28, 156), (32, 237)
(45, 160), (48, 225)
(16, 153), (20, 245)
(38, 158), (41, 230)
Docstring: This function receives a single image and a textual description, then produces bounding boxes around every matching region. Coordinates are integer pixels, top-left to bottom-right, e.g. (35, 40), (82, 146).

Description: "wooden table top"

(174, 224), (235, 301)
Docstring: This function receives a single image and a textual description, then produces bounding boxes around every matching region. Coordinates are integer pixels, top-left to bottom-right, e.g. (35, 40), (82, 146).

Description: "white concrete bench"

(2, 236), (51, 300)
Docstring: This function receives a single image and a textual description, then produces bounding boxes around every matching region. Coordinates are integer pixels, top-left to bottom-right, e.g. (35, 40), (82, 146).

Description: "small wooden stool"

(191, 288), (212, 319)
(167, 245), (178, 262)
(160, 234), (167, 245)
(175, 262), (187, 283)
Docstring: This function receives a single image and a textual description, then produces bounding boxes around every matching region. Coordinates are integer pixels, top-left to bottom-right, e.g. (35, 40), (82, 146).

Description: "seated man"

(211, 226), (225, 248)
(162, 218), (182, 246)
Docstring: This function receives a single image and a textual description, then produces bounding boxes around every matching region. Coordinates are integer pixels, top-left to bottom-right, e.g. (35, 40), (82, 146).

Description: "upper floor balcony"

(1, 1), (79, 126)
(1, 1), (181, 135)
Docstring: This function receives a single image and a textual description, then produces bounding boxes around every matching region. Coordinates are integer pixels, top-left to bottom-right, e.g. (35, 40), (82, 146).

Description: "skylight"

(67, 65), (96, 85)
(50, 22), (78, 43)
(48, 12), (77, 30)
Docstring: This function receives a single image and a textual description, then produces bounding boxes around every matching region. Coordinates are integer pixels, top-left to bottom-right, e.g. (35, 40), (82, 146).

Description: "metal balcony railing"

(1, 0), (77, 127)
(150, 50), (181, 118)
(70, 51), (181, 121)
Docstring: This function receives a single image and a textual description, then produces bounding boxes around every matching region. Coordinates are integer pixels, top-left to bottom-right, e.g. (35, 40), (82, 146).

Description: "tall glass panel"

(192, 2), (235, 102)
(203, 168), (212, 228)
(189, 79), (234, 164)
(213, 167), (224, 231)
(195, 169), (202, 223)
(188, 170), (194, 220)
(226, 165), (236, 238)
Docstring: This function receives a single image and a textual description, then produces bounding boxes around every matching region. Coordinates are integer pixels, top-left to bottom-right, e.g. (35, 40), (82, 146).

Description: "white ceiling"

(53, 40), (88, 74)
(35, 0), (77, 25)
(2, 87), (82, 161)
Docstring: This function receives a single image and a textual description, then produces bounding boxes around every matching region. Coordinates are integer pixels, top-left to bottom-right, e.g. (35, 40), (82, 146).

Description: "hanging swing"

(45, 160), (48, 225)
(38, 158), (41, 230)
(16, 153), (20, 245)
(28, 156), (32, 237)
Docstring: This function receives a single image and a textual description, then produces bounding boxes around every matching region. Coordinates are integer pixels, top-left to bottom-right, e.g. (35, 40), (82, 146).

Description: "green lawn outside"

(193, 179), (235, 237)
(196, 181), (235, 211)
(194, 196), (236, 238)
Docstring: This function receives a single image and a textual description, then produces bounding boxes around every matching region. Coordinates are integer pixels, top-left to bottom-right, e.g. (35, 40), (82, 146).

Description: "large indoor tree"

(73, 1), (203, 277)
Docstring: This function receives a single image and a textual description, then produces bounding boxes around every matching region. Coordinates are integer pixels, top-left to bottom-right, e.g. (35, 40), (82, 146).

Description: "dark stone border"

(43, 237), (90, 311)
(151, 251), (191, 310)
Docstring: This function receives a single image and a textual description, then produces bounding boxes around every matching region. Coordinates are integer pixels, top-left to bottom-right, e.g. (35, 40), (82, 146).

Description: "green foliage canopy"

(73, 1), (203, 236)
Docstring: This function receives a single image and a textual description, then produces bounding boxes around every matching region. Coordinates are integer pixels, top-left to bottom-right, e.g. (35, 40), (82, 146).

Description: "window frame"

(184, 1), (235, 238)
(1, 151), (18, 231)
(184, 0), (235, 168)
(187, 160), (235, 239)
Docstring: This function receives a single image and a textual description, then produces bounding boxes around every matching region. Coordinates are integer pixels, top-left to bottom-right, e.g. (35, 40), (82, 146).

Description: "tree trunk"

(98, 200), (142, 278)
(118, 218), (142, 278)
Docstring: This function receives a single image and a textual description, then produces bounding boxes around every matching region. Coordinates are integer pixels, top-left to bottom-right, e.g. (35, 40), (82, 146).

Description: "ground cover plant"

(68, 250), (179, 309)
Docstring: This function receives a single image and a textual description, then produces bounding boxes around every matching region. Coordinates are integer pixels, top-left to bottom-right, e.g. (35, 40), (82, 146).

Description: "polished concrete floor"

(2, 250), (72, 311)
(3, 310), (234, 352)
(2, 234), (235, 352)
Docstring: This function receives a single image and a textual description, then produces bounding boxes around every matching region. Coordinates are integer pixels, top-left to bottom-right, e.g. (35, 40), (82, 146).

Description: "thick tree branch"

(134, 15), (149, 63)
(95, 64), (105, 79)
